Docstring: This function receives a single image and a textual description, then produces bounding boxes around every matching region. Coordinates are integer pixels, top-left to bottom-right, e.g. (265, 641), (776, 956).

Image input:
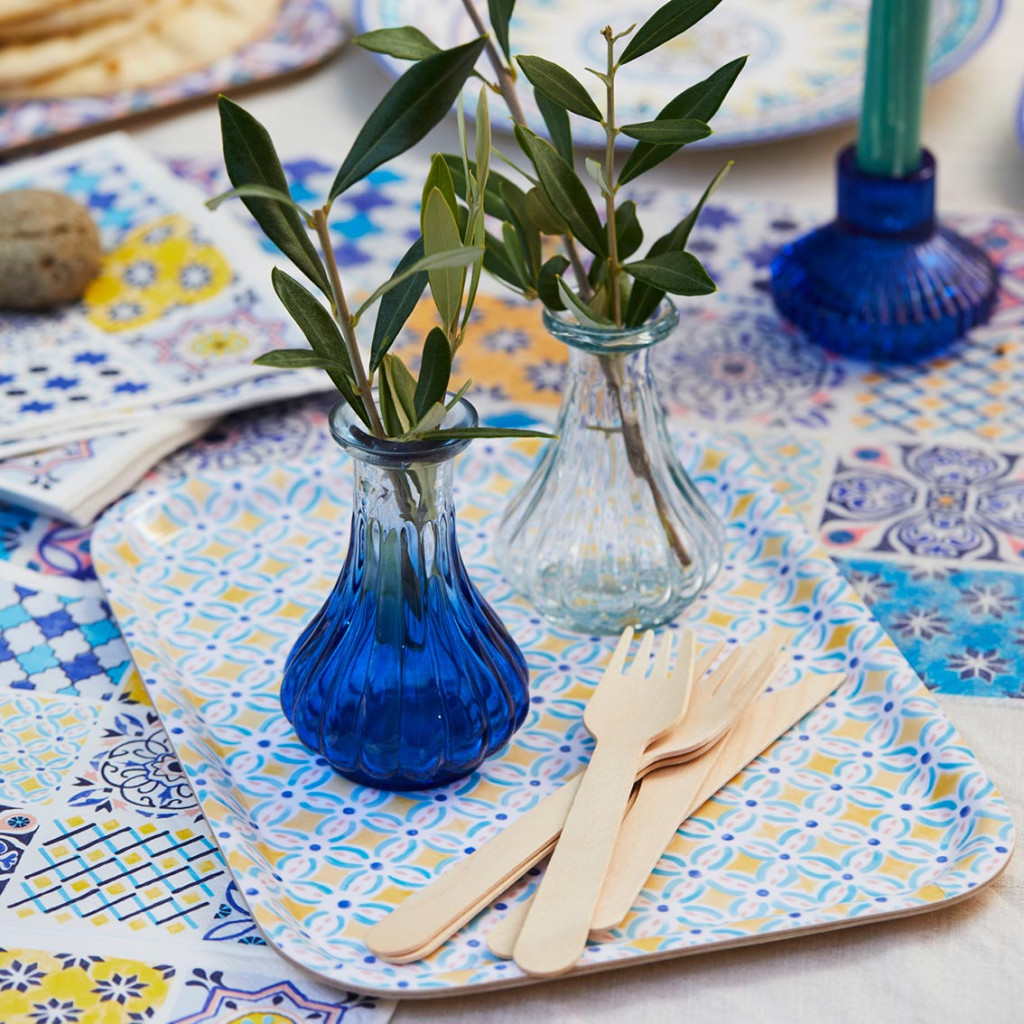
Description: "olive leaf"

(422, 187), (466, 334)
(270, 267), (365, 422)
(557, 276), (615, 327)
(615, 201), (643, 260)
(484, 229), (528, 291)
(254, 349), (355, 376)
(501, 181), (542, 279)
(624, 160), (731, 326)
(379, 354), (418, 435)
(217, 97), (328, 294)
(355, 26), (441, 60)
(516, 55), (603, 121)
(414, 326), (453, 418)
(619, 0), (726, 65)
(618, 56), (746, 184)
(619, 118), (711, 145)
(370, 236), (427, 372)
(538, 254), (570, 309)
(330, 37), (486, 199)
(533, 87), (573, 165)
(525, 186), (568, 235)
(488, 0), (516, 62)
(421, 153), (459, 224)
(206, 183), (312, 221)
(623, 250), (716, 295)
(514, 126), (607, 257)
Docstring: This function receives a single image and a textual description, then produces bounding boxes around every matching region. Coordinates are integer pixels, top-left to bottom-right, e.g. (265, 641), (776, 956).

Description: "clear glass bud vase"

(494, 302), (724, 634)
(281, 397), (530, 791)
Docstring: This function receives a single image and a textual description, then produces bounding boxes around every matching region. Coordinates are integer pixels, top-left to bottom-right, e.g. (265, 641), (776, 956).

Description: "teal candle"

(856, 0), (931, 178)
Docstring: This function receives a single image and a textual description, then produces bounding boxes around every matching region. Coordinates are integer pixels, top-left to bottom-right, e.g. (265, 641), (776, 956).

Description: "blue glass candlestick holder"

(770, 145), (998, 362)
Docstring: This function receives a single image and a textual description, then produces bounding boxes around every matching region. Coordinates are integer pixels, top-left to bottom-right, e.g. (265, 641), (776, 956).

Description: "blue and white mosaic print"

(0, 580), (129, 700)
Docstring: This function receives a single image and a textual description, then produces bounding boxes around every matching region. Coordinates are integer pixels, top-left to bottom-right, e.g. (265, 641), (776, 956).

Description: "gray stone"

(0, 188), (102, 310)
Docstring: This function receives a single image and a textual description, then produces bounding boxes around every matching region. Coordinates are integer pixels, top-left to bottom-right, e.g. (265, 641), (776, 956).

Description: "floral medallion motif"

(69, 709), (198, 818)
(822, 442), (1024, 563)
(651, 309), (844, 428)
(84, 215), (234, 333)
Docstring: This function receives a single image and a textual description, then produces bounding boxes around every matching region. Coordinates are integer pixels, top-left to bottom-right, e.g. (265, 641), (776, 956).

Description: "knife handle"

(365, 774), (581, 961)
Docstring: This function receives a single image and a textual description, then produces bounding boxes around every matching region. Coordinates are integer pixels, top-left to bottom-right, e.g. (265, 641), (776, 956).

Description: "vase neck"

(351, 455), (455, 529)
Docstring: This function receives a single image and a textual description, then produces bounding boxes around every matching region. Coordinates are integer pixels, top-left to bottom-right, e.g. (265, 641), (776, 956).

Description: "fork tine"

(708, 643), (748, 695)
(606, 626), (635, 677)
(632, 629), (655, 672)
(694, 640), (727, 680)
(649, 631), (675, 681)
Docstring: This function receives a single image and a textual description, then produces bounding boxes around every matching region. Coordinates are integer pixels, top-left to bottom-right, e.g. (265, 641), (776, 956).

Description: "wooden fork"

(511, 628), (695, 977)
(365, 633), (785, 964)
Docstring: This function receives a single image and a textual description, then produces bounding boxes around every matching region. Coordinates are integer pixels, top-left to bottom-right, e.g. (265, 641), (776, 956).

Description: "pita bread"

(0, 1), (76, 26)
(0, 0), (180, 86)
(0, 0), (138, 44)
(0, 0), (279, 96)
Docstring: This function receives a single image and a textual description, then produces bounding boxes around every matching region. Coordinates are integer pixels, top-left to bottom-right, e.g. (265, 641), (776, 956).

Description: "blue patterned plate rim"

(353, 0), (1002, 149)
(91, 412), (1015, 997)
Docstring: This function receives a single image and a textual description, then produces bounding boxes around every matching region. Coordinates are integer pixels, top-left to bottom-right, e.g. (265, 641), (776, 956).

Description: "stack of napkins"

(0, 133), (331, 525)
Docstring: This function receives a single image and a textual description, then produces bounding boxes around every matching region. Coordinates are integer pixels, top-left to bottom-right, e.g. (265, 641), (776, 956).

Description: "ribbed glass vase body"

(494, 303), (724, 634)
(280, 400), (529, 791)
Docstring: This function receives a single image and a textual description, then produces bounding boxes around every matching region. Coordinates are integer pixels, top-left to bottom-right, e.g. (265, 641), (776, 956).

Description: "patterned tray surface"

(92, 407), (1014, 996)
(355, 0), (1001, 148)
(0, 0), (344, 156)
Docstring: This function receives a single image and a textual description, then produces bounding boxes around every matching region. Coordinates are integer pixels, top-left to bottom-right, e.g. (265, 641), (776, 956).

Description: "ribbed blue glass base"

(770, 146), (998, 362)
(280, 399), (530, 792)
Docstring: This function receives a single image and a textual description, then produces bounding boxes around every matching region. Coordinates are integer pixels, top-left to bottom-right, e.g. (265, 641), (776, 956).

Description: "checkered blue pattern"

(0, 581), (130, 700)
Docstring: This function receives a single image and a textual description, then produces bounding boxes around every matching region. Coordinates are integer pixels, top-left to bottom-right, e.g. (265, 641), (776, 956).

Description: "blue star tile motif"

(20, 401), (54, 414)
(72, 352), (107, 365)
(329, 212), (380, 241)
(113, 381), (150, 394)
(44, 377), (80, 391)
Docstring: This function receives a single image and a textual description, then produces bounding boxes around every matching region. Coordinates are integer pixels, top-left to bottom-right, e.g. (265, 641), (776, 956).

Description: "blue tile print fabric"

(0, 581), (129, 700)
(837, 559), (1024, 699)
(0, 143), (1021, 1008)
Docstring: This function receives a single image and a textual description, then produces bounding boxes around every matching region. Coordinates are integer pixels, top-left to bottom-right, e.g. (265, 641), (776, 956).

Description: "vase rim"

(542, 298), (679, 353)
(329, 394), (479, 467)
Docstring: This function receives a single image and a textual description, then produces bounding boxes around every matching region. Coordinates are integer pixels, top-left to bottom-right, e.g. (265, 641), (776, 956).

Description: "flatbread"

(0, 0), (138, 44)
(0, 1), (77, 27)
(0, 0), (281, 97)
(0, 0), (181, 86)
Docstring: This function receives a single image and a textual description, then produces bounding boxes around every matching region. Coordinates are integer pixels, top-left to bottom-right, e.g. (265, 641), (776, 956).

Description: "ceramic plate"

(93, 404), (1014, 997)
(354, 0), (1001, 148)
(0, 0), (345, 157)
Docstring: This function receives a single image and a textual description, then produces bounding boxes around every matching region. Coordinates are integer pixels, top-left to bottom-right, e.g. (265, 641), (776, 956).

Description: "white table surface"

(129, 3), (1024, 1021)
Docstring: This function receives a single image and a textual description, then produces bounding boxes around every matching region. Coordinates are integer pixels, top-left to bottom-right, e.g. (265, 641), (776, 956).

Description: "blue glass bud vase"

(770, 145), (998, 361)
(280, 397), (530, 791)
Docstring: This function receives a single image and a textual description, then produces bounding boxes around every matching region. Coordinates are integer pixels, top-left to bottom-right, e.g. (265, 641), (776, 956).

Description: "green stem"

(459, 0), (528, 124)
(598, 354), (692, 568)
(564, 235), (593, 302)
(602, 26), (621, 327)
(312, 208), (385, 437)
